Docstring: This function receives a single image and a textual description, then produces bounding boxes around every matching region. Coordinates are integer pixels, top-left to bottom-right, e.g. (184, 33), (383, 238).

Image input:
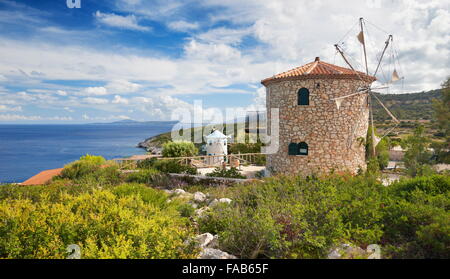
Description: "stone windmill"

(261, 18), (402, 176)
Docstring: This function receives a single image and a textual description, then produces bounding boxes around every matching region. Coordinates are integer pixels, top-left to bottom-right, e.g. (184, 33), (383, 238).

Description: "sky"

(0, 0), (448, 123)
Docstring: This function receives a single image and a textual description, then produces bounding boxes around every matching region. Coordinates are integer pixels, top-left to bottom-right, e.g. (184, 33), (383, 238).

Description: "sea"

(0, 122), (176, 184)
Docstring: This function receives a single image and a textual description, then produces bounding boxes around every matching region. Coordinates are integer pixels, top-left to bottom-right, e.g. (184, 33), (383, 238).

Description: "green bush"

(382, 175), (450, 258)
(79, 154), (106, 165)
(401, 125), (433, 177)
(112, 183), (168, 209)
(198, 175), (387, 258)
(125, 169), (161, 184)
(162, 141), (198, 158)
(177, 203), (196, 218)
(137, 157), (158, 169)
(207, 167), (246, 179)
(229, 143), (262, 154)
(76, 165), (122, 186)
(60, 155), (107, 180)
(0, 187), (197, 259)
(153, 160), (197, 175)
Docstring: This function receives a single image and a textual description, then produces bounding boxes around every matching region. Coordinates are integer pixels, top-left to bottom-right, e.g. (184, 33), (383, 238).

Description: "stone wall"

(266, 78), (370, 176)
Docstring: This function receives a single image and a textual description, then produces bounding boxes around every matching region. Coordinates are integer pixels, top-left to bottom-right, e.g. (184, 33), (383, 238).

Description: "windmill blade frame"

(334, 17), (404, 156)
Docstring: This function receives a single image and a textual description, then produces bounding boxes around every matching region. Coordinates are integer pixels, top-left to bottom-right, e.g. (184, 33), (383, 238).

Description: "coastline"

(0, 122), (176, 184)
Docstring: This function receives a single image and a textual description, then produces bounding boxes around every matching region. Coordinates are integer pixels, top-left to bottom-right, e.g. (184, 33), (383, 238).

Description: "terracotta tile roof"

(21, 168), (63, 186)
(261, 57), (376, 86)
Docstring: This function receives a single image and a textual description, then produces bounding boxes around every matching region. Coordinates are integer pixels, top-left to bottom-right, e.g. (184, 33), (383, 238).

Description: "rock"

(194, 233), (214, 248)
(193, 192), (207, 203)
(163, 189), (173, 195)
(207, 235), (220, 249)
(209, 198), (232, 207)
(219, 198), (232, 204)
(198, 248), (237, 259)
(174, 189), (186, 195)
(180, 192), (193, 200)
(190, 203), (198, 209)
(194, 206), (210, 218)
(172, 189), (194, 200)
(209, 199), (219, 207)
(327, 243), (370, 259)
(327, 249), (341, 259)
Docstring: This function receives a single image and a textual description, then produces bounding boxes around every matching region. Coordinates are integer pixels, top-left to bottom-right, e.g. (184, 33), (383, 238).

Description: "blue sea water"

(0, 123), (175, 183)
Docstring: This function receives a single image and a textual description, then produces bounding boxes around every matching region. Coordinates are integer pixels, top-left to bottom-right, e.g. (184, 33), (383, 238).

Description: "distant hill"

(373, 89), (441, 121)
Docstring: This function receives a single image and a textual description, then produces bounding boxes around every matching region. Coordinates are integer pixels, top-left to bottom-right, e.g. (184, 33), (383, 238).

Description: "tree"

(432, 77), (450, 163)
(401, 125), (433, 177)
(162, 141), (198, 157)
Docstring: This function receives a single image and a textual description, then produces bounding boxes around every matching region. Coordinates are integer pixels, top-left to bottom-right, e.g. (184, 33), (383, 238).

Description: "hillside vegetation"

(0, 155), (448, 259)
(373, 89), (441, 121)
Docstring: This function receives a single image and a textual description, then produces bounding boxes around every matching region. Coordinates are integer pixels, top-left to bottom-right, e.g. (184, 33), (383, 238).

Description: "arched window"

(298, 142), (308, 155)
(288, 143), (298, 155)
(298, 88), (309, 106)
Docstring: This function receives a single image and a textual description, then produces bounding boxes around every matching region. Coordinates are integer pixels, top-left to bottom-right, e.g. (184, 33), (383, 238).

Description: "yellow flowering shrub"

(0, 187), (197, 259)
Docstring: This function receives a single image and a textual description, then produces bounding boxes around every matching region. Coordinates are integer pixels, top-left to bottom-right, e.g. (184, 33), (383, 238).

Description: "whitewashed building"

(204, 129), (230, 165)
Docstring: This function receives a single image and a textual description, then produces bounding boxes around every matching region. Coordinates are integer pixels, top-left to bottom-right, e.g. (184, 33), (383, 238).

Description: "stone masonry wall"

(266, 78), (370, 176)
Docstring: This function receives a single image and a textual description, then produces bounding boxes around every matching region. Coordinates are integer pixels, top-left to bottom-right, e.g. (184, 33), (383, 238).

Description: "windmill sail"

(335, 99), (343, 110)
(372, 132), (382, 148)
(391, 69), (400, 82)
(357, 31), (365, 44)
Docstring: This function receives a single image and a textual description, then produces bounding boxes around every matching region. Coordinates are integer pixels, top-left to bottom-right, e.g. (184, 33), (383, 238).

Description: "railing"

(115, 153), (266, 169)
(157, 153), (266, 168)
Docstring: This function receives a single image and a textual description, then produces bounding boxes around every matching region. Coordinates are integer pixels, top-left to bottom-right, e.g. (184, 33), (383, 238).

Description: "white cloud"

(184, 39), (241, 62)
(16, 91), (36, 101)
(82, 97), (109, 105)
(0, 114), (41, 121)
(0, 114), (72, 121)
(56, 90), (67, 96)
(95, 11), (150, 31)
(0, 104), (22, 112)
(106, 79), (141, 94)
(0, 39), (178, 82)
(114, 0), (185, 20)
(195, 27), (252, 45)
(112, 95), (129, 104)
(47, 116), (73, 121)
(79, 87), (108, 96)
(168, 20), (199, 32)
(82, 113), (131, 121)
(0, 0), (448, 122)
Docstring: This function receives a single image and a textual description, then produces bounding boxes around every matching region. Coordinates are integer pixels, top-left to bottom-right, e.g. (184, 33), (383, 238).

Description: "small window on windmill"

(288, 143), (298, 155)
(298, 142), (308, 156)
(298, 88), (309, 106)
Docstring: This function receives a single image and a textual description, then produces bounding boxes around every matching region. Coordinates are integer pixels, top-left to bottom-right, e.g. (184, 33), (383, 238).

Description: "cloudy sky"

(0, 0), (448, 123)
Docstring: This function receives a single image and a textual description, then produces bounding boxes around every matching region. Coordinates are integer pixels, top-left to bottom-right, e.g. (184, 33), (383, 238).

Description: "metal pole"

(360, 18), (369, 75)
(369, 92), (376, 156)
(373, 35), (393, 77)
(334, 44), (356, 71)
